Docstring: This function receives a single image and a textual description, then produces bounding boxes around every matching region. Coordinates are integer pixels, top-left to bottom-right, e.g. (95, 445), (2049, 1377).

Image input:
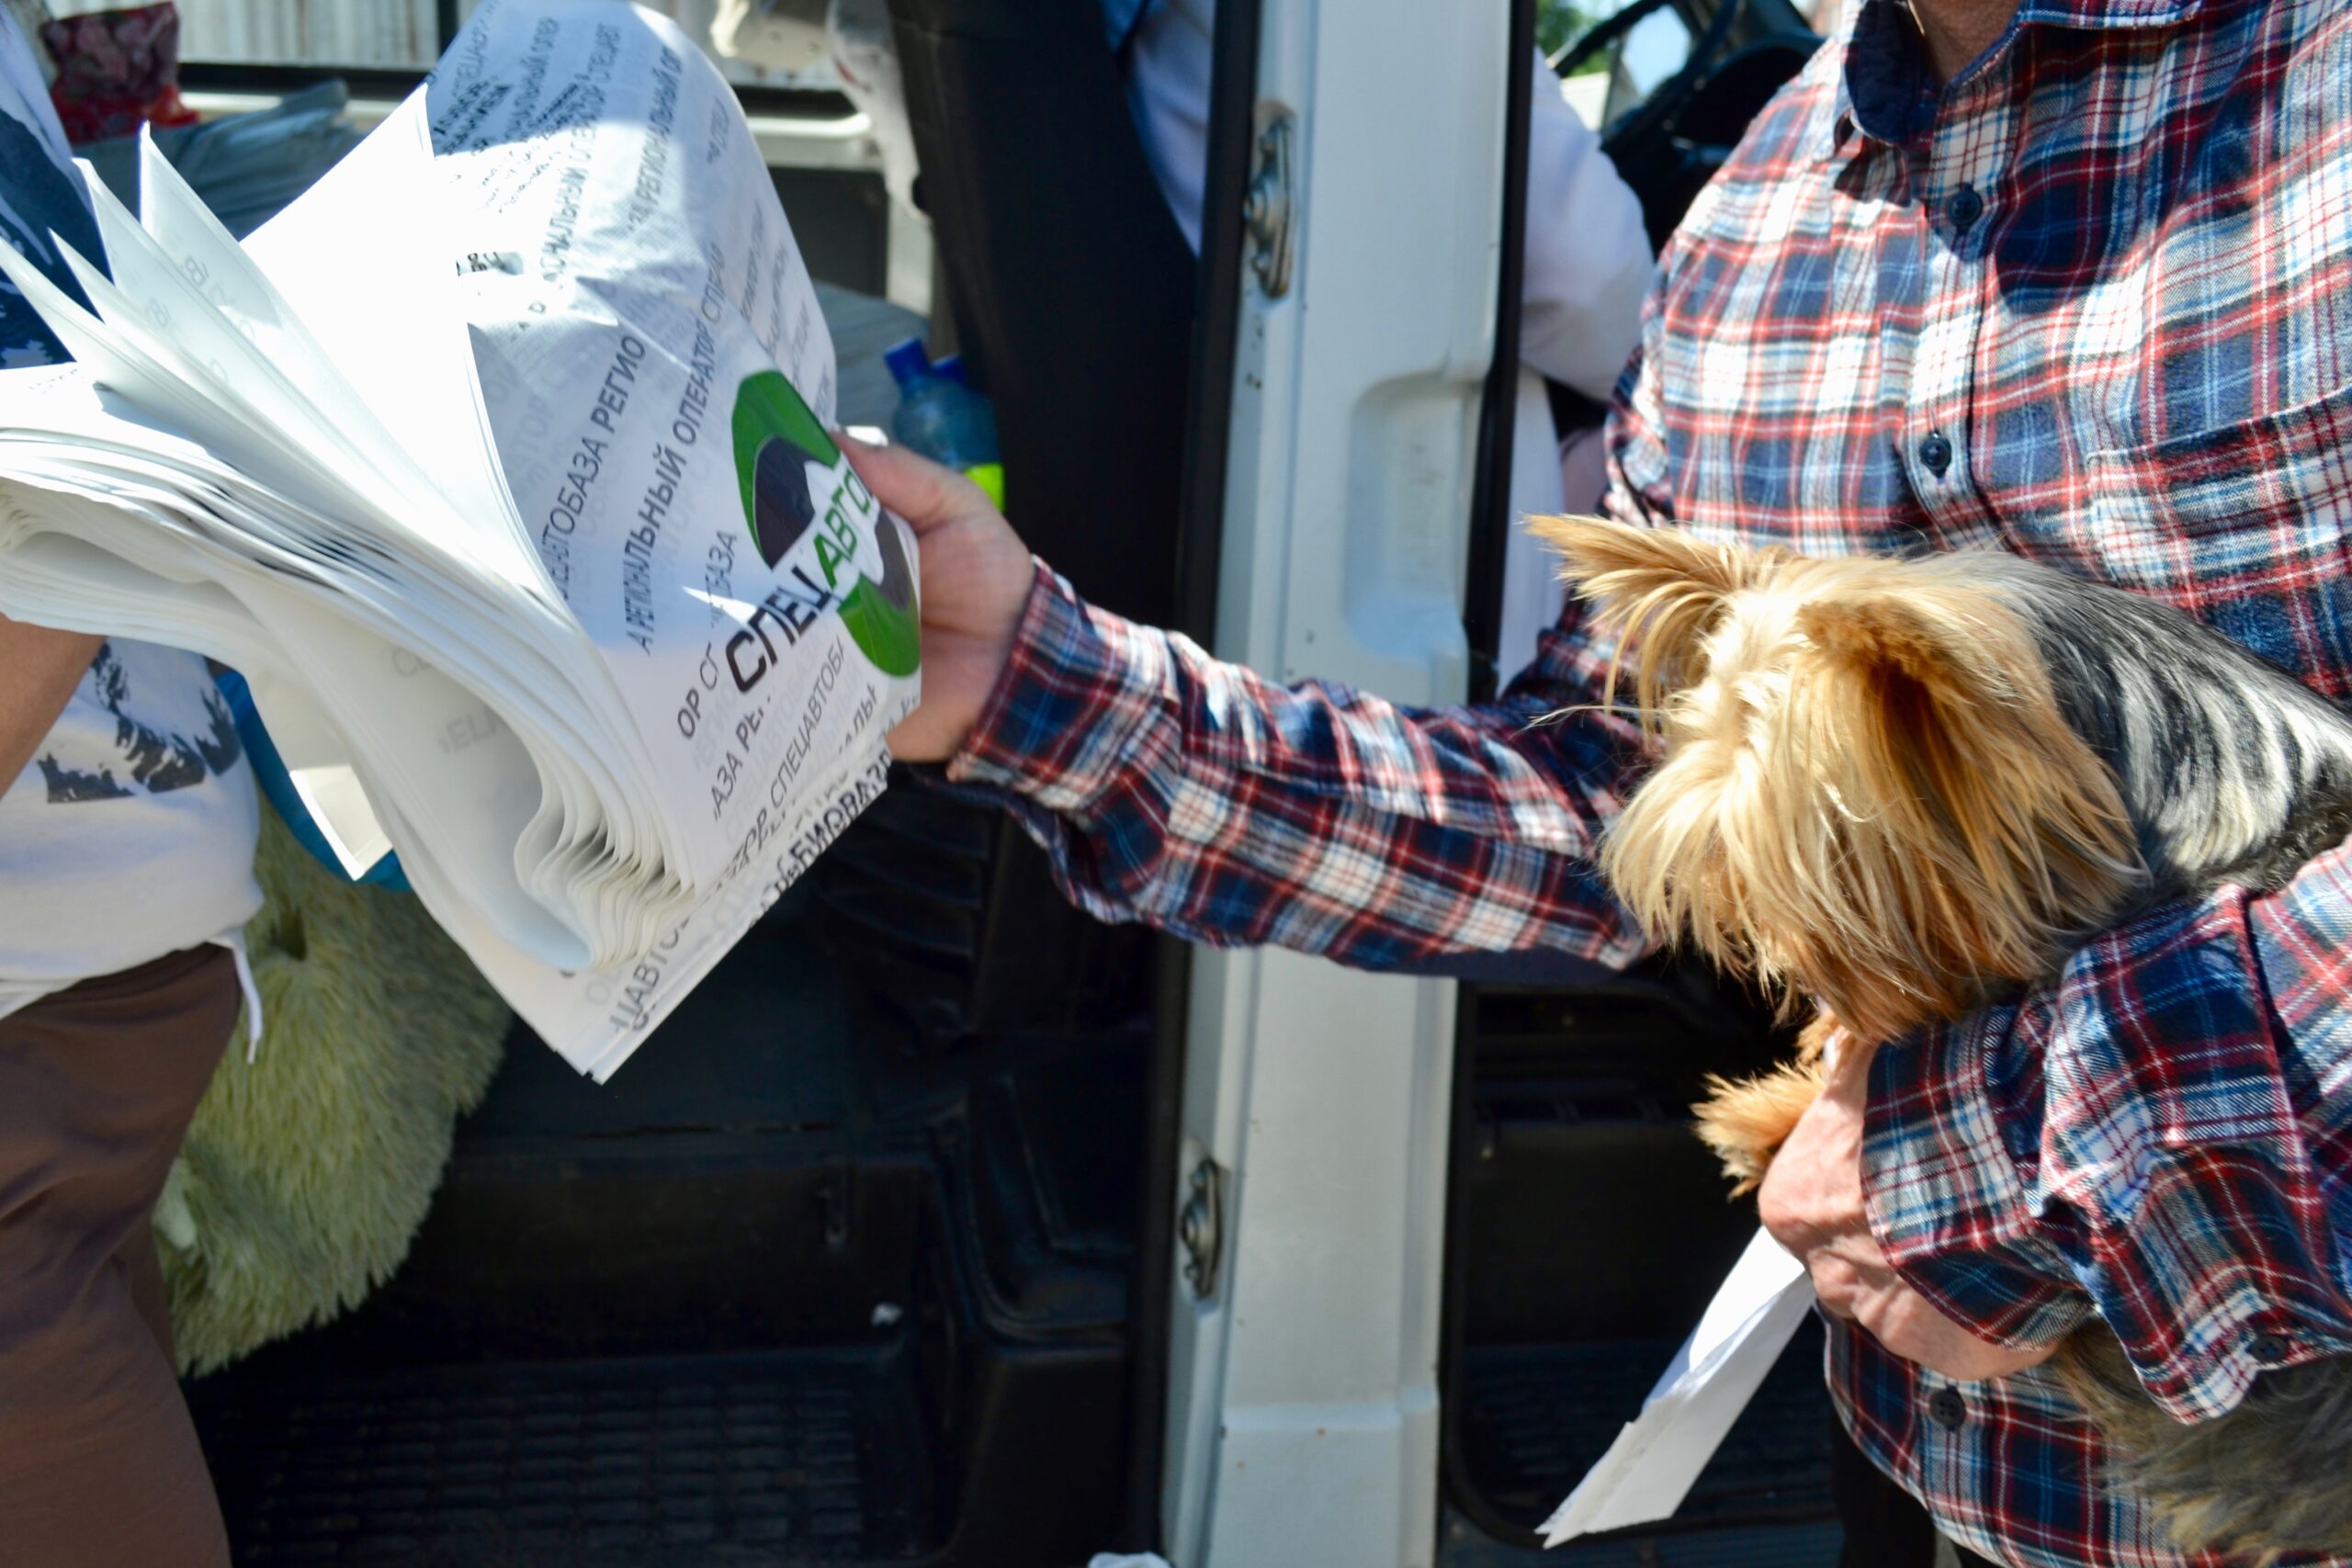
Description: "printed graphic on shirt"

(38, 643), (243, 803)
(0, 67), (105, 371)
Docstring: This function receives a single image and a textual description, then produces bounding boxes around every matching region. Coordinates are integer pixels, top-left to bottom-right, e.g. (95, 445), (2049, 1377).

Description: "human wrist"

(1858, 1012), (2084, 1350)
(947, 564), (1173, 817)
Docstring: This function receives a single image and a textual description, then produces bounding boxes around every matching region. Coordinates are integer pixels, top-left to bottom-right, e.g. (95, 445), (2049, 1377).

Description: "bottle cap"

(933, 354), (969, 387)
(883, 336), (933, 387)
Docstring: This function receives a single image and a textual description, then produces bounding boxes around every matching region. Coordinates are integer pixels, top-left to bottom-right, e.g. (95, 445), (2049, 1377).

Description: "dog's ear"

(1777, 580), (2141, 1034)
(1791, 587), (2029, 743)
(1792, 595), (1983, 699)
(1531, 515), (1772, 718)
(1533, 514), (1754, 593)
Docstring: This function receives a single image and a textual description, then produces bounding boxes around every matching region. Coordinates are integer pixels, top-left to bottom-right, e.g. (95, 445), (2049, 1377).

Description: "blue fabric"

(214, 671), (408, 891)
(0, 24), (106, 370)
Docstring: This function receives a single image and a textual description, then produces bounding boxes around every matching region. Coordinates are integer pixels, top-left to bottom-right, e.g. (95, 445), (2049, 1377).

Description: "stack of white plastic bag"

(0, 0), (923, 1080)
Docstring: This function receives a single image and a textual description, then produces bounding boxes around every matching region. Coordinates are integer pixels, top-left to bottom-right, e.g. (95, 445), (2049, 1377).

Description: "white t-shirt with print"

(0, 640), (264, 1018)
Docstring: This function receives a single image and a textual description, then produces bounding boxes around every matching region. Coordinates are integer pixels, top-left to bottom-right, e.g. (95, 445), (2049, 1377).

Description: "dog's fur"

(1537, 514), (2352, 1562)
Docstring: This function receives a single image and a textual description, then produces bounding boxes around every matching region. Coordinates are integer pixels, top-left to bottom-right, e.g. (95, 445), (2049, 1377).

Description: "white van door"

(1159, 4), (1518, 1564)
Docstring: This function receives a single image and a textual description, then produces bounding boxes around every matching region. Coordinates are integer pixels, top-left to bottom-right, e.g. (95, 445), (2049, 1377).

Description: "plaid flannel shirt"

(948, 0), (2352, 1561)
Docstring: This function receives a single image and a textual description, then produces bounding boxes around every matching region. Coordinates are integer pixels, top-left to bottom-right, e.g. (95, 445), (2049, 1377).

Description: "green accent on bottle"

(965, 462), (1005, 512)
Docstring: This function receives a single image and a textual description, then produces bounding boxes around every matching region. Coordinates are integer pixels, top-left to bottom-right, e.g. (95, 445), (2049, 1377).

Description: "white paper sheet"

(1540, 1226), (1815, 1546)
(0, 0), (922, 1078)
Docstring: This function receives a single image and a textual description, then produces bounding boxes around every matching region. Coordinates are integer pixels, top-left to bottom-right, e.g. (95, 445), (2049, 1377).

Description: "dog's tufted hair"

(1539, 516), (2143, 1043)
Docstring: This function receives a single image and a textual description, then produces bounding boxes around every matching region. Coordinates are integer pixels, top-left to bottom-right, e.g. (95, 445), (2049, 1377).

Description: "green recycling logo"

(731, 369), (920, 678)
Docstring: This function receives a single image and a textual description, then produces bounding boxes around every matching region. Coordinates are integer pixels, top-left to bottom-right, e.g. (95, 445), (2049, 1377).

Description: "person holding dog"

(854, 0), (2352, 1562)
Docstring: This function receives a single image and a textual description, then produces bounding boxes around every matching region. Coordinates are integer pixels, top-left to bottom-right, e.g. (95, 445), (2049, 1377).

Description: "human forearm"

(845, 434), (1650, 968)
(0, 615), (99, 786)
(1758, 1027), (2060, 1381)
(943, 564), (1646, 967)
(1855, 842), (2352, 1417)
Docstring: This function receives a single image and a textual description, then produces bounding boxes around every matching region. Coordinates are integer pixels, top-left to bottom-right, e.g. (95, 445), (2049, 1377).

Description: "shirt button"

(1918, 433), (1953, 475)
(2248, 1331), (2293, 1365)
(1928, 1387), (1967, 1429)
(1946, 185), (1984, 230)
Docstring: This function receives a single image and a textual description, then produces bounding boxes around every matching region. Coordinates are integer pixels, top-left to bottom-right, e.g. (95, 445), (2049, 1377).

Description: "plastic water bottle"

(885, 337), (1004, 510)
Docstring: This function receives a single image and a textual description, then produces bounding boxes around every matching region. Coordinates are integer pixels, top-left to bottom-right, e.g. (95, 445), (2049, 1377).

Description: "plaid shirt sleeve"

(1863, 840), (2352, 1423)
(944, 560), (1652, 972)
(939, 144), (1690, 974)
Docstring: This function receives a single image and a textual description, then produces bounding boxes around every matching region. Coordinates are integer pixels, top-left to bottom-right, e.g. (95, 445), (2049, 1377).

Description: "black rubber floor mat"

(1456, 1318), (1835, 1532)
(189, 1347), (936, 1565)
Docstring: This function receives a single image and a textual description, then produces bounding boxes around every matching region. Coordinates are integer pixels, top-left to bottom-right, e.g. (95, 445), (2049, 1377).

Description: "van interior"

(168, 1), (1834, 1562)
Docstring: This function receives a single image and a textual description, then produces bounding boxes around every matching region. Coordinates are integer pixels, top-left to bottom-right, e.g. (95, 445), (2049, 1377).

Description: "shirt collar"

(1814, 0), (2206, 163)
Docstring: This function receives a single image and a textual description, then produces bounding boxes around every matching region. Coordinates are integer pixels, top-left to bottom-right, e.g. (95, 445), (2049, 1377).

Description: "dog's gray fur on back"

(1988, 553), (2352, 897)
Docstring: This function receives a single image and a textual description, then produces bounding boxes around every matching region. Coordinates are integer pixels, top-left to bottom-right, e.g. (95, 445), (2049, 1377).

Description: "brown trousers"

(0, 945), (239, 1568)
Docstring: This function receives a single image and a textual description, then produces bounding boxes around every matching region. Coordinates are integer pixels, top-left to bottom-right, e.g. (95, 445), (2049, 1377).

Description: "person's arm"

(1518, 49), (1653, 404)
(1874, 855), (2352, 1415)
(853, 433), (1657, 971)
(0, 615), (98, 786)
(1765, 846), (2352, 1412)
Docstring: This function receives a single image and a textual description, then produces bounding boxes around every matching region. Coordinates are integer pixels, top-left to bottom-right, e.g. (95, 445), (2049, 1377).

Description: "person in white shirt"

(0, 17), (259, 1564)
(1102, 0), (1655, 682)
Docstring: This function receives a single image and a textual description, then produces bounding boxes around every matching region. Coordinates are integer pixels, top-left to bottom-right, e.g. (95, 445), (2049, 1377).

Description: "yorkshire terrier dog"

(1536, 514), (2352, 1562)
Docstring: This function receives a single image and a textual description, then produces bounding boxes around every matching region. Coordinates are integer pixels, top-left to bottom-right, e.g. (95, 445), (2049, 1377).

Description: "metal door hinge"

(1179, 1154), (1227, 1300)
(1244, 113), (1295, 299)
